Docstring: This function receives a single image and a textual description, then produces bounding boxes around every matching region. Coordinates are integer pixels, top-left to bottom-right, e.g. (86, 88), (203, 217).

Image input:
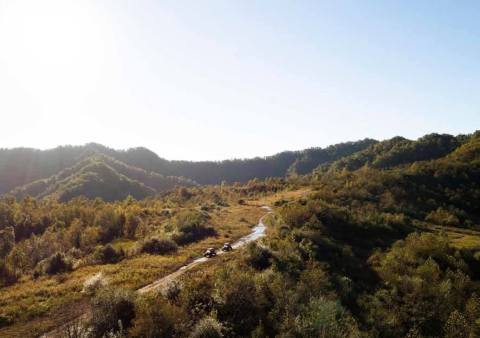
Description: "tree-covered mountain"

(316, 133), (467, 172)
(286, 138), (377, 176)
(0, 139), (376, 197)
(0, 132), (472, 202)
(10, 154), (196, 202)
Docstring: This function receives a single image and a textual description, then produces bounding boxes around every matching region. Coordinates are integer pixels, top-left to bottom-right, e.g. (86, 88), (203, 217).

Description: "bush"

(90, 287), (135, 337)
(83, 272), (108, 295)
(0, 259), (17, 286)
(44, 252), (72, 275)
(293, 296), (359, 338)
(130, 294), (185, 338)
(0, 314), (13, 329)
(61, 318), (90, 338)
(214, 270), (260, 335)
(180, 275), (215, 320)
(165, 281), (181, 304)
(172, 226), (216, 245)
(244, 242), (272, 270)
(172, 211), (216, 245)
(139, 238), (178, 255)
(190, 317), (224, 338)
(92, 244), (124, 264)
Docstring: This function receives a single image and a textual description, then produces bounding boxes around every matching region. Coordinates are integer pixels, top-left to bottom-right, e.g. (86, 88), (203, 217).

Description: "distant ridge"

(10, 154), (196, 202)
(1, 132), (474, 201)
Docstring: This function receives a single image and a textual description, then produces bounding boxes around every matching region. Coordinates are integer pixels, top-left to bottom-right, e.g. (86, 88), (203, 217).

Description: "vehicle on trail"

(222, 243), (233, 252)
(204, 248), (217, 258)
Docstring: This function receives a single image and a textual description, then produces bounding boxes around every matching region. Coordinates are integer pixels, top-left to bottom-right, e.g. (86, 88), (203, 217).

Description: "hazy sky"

(0, 1), (479, 160)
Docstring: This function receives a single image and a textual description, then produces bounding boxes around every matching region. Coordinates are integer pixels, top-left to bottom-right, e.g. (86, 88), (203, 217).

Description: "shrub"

(0, 314), (13, 329)
(181, 275), (215, 320)
(44, 252), (72, 275)
(164, 281), (182, 304)
(139, 238), (178, 255)
(83, 272), (108, 295)
(293, 296), (360, 338)
(172, 211), (216, 245)
(130, 294), (185, 338)
(0, 259), (17, 286)
(214, 270), (260, 335)
(90, 287), (135, 337)
(92, 244), (124, 264)
(61, 318), (90, 338)
(96, 207), (123, 243)
(190, 317), (224, 338)
(172, 227), (216, 245)
(244, 242), (272, 270)
(0, 226), (15, 258)
(425, 208), (460, 227)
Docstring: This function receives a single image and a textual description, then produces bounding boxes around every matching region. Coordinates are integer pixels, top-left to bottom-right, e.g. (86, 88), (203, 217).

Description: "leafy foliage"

(138, 237), (178, 255)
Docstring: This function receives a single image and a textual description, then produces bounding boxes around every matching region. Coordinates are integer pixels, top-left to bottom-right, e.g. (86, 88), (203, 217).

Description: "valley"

(0, 131), (479, 337)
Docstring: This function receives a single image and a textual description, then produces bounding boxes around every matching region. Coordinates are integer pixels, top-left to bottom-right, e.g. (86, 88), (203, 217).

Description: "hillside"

(0, 132), (473, 202)
(0, 131), (479, 337)
(0, 139), (375, 197)
(10, 155), (195, 202)
(317, 133), (466, 172)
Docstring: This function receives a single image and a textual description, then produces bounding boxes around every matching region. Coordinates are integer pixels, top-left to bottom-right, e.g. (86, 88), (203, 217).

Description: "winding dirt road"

(42, 206), (272, 337)
(138, 205), (272, 294)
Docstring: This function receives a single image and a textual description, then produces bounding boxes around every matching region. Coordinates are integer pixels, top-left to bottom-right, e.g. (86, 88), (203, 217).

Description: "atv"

(222, 243), (233, 252)
(204, 248), (217, 258)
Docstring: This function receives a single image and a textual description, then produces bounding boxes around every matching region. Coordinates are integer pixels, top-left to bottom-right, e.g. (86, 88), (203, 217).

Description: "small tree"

(83, 272), (108, 295)
(444, 310), (469, 338)
(244, 242), (272, 270)
(44, 252), (72, 275)
(90, 287), (135, 337)
(190, 317), (224, 338)
(130, 294), (184, 338)
(139, 238), (178, 255)
(0, 227), (15, 259)
(92, 244), (124, 264)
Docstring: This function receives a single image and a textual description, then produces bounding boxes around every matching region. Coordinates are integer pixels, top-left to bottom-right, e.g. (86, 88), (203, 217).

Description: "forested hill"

(315, 132), (469, 173)
(0, 139), (376, 198)
(10, 154), (196, 202)
(0, 132), (473, 201)
(134, 138), (377, 184)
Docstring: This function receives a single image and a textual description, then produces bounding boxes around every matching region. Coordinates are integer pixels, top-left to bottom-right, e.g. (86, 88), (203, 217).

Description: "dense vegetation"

(0, 181), (283, 290)
(10, 154), (195, 202)
(0, 130), (479, 337)
(318, 133), (466, 172)
(1, 133), (466, 202)
(0, 139), (376, 199)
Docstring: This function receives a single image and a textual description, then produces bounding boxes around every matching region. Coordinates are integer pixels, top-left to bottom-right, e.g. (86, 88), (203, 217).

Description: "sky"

(0, 1), (479, 161)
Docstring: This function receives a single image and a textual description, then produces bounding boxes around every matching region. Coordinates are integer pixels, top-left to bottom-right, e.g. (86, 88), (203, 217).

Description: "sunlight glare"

(0, 0), (110, 108)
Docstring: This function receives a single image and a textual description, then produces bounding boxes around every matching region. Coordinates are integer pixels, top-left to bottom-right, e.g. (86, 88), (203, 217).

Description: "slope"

(10, 155), (195, 202)
(317, 133), (465, 172)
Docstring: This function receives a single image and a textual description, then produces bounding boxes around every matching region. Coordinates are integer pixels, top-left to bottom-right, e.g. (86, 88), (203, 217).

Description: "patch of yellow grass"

(450, 234), (480, 250)
(248, 187), (311, 206)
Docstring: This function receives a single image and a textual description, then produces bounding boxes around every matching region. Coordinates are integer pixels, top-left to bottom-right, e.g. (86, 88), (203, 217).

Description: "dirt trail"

(138, 206), (271, 294)
(41, 206), (272, 337)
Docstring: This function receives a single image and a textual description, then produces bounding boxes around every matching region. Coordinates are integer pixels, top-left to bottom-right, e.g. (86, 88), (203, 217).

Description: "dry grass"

(425, 223), (480, 251)
(0, 189), (308, 337)
(0, 203), (266, 337)
(248, 187), (311, 206)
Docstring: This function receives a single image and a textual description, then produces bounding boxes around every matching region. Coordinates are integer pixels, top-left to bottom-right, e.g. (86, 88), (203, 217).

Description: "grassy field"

(0, 202), (267, 337)
(0, 187), (314, 338)
(424, 223), (480, 251)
